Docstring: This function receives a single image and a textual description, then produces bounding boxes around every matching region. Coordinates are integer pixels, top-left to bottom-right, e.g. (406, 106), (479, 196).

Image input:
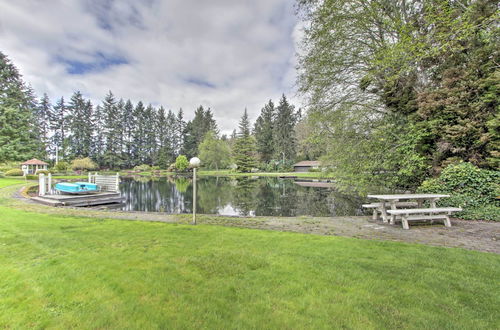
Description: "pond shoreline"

(7, 184), (500, 254)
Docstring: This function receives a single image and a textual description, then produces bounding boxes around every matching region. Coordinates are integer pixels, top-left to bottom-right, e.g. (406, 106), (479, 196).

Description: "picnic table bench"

(364, 194), (462, 229)
(386, 207), (462, 230)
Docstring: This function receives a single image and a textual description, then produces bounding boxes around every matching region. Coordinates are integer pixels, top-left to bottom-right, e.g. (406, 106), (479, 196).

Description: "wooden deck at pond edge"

(32, 192), (124, 207)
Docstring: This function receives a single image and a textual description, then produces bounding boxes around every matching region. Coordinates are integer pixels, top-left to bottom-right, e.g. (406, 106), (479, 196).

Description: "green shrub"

(36, 169), (50, 175)
(71, 158), (97, 171)
(133, 164), (151, 172)
(0, 171), (4, 178)
(54, 161), (70, 172)
(25, 175), (38, 180)
(5, 168), (24, 176)
(418, 162), (500, 221)
(0, 161), (20, 172)
(175, 155), (189, 172)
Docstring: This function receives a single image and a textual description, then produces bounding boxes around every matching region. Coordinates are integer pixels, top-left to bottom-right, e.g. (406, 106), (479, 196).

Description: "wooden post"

(47, 173), (52, 194)
(116, 173), (120, 193)
(39, 174), (46, 196)
(193, 168), (197, 225)
(88, 172), (91, 183)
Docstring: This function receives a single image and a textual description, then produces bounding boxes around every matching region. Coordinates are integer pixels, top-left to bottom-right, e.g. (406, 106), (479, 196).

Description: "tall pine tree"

(254, 99), (275, 163)
(67, 91), (93, 158)
(273, 94), (297, 163)
(122, 99), (135, 168)
(50, 97), (68, 161)
(101, 91), (122, 168)
(36, 93), (52, 158)
(233, 109), (257, 172)
(0, 52), (43, 161)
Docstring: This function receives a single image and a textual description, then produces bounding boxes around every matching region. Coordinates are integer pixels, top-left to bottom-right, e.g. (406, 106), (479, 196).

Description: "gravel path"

(7, 185), (500, 254)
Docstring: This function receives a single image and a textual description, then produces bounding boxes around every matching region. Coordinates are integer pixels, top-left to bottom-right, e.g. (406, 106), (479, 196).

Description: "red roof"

(293, 161), (321, 167)
(21, 158), (48, 165)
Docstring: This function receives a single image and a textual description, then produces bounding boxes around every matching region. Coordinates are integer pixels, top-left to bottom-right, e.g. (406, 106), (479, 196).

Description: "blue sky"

(0, 0), (303, 133)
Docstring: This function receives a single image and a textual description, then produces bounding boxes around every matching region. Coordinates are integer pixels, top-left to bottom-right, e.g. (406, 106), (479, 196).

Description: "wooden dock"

(32, 192), (124, 207)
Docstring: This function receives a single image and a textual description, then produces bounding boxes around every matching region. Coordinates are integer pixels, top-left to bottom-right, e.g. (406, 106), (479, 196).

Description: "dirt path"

(6, 185), (500, 254)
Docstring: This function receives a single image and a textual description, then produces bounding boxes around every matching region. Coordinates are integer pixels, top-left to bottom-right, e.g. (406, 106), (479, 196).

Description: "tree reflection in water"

(119, 176), (365, 216)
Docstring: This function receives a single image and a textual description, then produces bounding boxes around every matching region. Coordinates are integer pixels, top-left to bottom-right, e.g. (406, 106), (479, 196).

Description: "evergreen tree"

(174, 108), (185, 156)
(233, 109), (257, 172)
(101, 91), (122, 168)
(92, 104), (104, 165)
(50, 97), (68, 161)
(67, 91), (92, 158)
(273, 94), (297, 163)
(132, 101), (146, 165)
(156, 106), (175, 168)
(36, 93), (52, 158)
(122, 99), (135, 168)
(183, 106), (218, 158)
(143, 104), (157, 164)
(0, 52), (42, 161)
(253, 99), (275, 163)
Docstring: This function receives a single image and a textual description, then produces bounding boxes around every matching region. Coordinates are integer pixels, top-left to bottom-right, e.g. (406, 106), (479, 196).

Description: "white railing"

(88, 172), (120, 192)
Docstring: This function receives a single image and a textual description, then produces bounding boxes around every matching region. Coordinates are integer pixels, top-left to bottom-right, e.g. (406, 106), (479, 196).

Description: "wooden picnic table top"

(367, 193), (450, 200)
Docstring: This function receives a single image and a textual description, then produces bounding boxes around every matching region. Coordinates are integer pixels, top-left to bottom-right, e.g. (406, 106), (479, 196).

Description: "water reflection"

(119, 176), (365, 217)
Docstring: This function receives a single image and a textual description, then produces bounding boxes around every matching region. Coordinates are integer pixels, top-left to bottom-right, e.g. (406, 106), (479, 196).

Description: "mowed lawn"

(0, 207), (499, 329)
(0, 177), (26, 188)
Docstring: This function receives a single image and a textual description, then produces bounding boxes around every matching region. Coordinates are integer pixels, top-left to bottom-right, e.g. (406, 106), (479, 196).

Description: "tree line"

(0, 51), (301, 172)
(297, 0), (499, 191)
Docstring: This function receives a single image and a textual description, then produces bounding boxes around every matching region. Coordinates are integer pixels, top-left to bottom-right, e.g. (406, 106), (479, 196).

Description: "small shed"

(293, 161), (321, 172)
(21, 158), (49, 175)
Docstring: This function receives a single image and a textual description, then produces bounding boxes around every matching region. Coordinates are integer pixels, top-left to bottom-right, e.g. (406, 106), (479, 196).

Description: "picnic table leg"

(372, 209), (378, 221)
(389, 200), (398, 225)
(444, 215), (452, 227)
(401, 215), (410, 230)
(380, 203), (388, 223)
(429, 198), (439, 224)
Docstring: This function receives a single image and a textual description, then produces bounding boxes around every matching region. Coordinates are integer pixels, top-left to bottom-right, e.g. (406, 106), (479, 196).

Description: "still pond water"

(119, 176), (365, 217)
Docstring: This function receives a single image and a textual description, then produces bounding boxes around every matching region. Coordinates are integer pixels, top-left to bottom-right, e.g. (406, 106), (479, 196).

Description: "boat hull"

(55, 182), (100, 194)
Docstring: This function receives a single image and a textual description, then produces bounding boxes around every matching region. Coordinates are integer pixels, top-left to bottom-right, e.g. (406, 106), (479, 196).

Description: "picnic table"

(366, 194), (450, 224)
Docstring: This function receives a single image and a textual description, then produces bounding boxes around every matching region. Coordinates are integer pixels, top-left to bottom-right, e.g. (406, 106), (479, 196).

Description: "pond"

(119, 176), (366, 217)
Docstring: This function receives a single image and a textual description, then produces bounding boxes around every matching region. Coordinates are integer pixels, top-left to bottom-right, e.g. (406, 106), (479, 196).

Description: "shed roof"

(293, 161), (321, 167)
(21, 158), (48, 165)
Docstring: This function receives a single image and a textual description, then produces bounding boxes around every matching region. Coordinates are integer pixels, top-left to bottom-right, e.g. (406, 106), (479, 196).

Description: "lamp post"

(190, 157), (201, 225)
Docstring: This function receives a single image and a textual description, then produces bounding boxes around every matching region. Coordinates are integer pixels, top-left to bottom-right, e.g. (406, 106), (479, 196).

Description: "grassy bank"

(0, 185), (499, 328)
(0, 177), (26, 188)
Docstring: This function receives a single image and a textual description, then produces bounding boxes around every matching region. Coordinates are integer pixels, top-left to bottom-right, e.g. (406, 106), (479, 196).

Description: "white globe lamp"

(189, 157), (201, 168)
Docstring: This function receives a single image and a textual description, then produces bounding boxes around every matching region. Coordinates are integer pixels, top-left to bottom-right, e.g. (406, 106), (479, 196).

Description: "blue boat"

(55, 182), (100, 194)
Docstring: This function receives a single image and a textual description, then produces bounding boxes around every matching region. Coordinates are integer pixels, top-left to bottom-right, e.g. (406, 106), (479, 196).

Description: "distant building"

(21, 158), (48, 175)
(293, 160), (321, 172)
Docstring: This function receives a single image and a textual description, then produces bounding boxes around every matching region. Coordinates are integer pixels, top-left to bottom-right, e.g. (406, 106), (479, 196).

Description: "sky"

(0, 0), (304, 134)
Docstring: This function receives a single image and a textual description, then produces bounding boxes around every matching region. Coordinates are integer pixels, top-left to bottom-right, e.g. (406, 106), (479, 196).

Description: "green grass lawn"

(0, 177), (27, 188)
(0, 205), (499, 328)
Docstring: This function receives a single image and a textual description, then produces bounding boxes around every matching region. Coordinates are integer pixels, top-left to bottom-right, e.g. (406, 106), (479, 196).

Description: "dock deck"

(32, 192), (124, 207)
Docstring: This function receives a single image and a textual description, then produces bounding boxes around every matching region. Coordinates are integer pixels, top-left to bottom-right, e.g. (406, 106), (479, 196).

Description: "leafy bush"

(0, 171), (4, 178)
(5, 168), (24, 176)
(0, 161), (20, 172)
(71, 158), (97, 171)
(175, 155), (189, 172)
(35, 169), (49, 175)
(133, 164), (151, 172)
(53, 161), (70, 172)
(25, 175), (38, 180)
(418, 163), (500, 221)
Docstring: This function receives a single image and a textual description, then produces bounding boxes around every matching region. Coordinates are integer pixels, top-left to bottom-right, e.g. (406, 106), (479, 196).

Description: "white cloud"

(0, 0), (302, 133)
